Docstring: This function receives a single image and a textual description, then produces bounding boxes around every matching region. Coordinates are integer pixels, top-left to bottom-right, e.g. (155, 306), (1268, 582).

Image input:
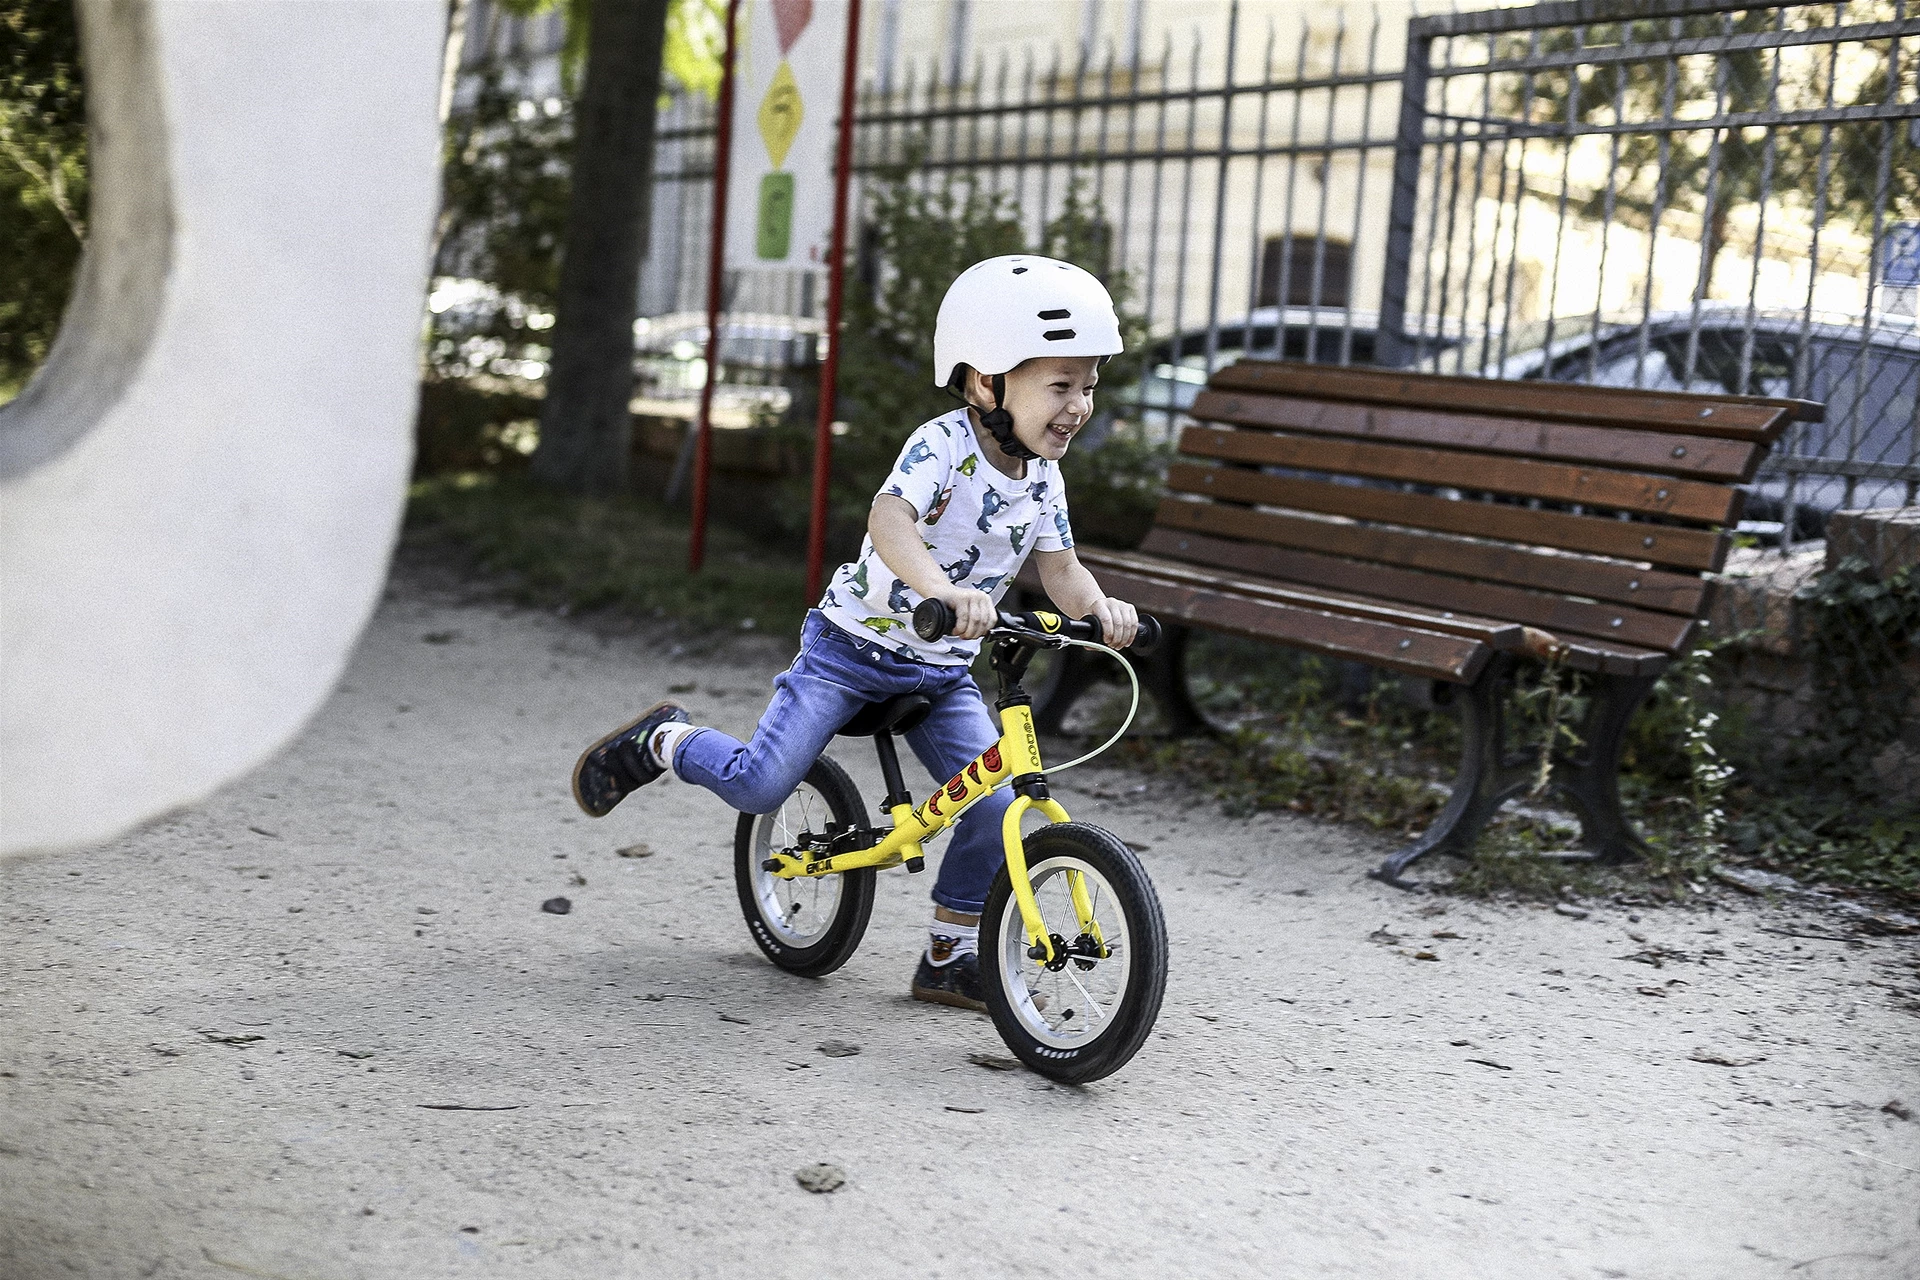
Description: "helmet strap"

(979, 372), (1038, 462)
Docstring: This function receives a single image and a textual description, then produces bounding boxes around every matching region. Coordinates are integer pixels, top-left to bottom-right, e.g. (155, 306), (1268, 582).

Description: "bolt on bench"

(1024, 361), (1818, 887)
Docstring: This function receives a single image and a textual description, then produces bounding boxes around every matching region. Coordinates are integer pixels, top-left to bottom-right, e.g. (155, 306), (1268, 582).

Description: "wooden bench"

(1024, 361), (1819, 886)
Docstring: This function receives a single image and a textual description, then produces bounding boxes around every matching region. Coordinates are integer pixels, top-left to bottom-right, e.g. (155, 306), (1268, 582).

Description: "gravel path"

(4, 556), (1917, 1280)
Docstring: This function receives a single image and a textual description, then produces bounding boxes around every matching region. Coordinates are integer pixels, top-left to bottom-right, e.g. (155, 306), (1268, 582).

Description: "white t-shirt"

(818, 408), (1074, 664)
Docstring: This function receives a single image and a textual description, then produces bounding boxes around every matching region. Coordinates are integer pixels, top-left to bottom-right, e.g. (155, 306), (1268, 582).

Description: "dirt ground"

(4, 554), (1918, 1280)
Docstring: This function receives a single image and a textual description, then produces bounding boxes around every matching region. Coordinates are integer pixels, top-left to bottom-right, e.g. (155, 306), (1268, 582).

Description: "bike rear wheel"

(733, 755), (876, 978)
(979, 823), (1167, 1083)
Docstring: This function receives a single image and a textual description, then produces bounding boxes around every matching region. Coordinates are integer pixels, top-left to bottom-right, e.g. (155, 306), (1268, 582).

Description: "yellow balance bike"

(733, 601), (1170, 1083)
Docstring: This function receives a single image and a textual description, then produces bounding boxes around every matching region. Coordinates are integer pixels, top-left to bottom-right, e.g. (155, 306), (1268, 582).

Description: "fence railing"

(1384, 0), (1920, 544)
(635, 0), (1919, 545)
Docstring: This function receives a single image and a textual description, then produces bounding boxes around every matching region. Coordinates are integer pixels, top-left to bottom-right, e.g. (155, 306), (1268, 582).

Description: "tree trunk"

(534, 0), (671, 495)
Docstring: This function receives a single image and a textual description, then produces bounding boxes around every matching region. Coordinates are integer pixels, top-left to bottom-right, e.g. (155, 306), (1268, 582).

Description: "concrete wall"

(0, 0), (445, 856)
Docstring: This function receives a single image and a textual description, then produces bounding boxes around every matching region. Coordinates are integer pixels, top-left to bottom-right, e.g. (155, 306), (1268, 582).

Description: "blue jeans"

(673, 611), (1015, 914)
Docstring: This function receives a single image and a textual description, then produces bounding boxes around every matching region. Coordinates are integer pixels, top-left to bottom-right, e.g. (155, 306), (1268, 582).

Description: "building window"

(1258, 236), (1352, 309)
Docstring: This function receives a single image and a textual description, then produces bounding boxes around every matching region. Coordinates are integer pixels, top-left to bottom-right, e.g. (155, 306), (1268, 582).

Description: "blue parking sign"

(1886, 222), (1920, 288)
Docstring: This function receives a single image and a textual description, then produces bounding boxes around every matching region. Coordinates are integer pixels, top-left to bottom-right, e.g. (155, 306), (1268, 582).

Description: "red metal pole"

(689, 0), (741, 574)
(805, 0), (863, 603)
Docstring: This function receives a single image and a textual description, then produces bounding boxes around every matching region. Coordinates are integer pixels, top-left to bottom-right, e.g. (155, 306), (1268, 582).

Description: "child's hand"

(938, 588), (998, 640)
(1089, 596), (1140, 650)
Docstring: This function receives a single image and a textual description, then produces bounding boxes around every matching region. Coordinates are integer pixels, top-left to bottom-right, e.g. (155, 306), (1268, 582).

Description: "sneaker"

(570, 702), (690, 817)
(911, 951), (987, 1012)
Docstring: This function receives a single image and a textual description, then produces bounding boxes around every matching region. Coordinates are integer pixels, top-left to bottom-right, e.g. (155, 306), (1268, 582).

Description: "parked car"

(1491, 307), (1920, 537)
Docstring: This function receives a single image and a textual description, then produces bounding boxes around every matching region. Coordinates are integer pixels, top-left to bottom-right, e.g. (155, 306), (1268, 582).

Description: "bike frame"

(761, 622), (1105, 966)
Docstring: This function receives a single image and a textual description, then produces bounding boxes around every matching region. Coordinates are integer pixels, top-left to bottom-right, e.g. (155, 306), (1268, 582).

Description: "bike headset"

(932, 254), (1125, 464)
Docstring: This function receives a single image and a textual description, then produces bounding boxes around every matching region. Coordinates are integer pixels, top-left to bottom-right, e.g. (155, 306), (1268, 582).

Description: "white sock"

(927, 920), (979, 966)
(647, 721), (696, 772)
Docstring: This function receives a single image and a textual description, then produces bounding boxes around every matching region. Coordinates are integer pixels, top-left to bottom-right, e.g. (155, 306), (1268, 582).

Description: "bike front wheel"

(979, 822), (1168, 1084)
(733, 755), (876, 978)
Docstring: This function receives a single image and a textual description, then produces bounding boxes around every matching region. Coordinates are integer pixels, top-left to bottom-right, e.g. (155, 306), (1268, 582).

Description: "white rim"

(994, 854), (1133, 1050)
(748, 783), (845, 948)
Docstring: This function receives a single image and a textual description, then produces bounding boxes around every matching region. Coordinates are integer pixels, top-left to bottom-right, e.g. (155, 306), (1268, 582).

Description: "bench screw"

(1672, 446), (1688, 458)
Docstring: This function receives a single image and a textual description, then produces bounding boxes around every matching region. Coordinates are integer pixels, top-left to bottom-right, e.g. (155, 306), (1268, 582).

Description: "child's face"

(971, 357), (1101, 462)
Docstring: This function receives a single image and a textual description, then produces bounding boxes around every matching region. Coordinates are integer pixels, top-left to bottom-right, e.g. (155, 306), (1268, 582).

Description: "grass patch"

(405, 471), (811, 636)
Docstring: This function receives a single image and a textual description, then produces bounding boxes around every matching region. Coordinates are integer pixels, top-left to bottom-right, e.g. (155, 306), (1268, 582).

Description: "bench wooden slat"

(1156, 497), (1709, 615)
(1083, 564), (1495, 684)
(1189, 389), (1763, 482)
(1137, 529), (1697, 654)
(1078, 547), (1528, 648)
(1167, 462), (1730, 572)
(1177, 425), (1742, 525)
(1207, 361), (1811, 439)
(1549, 636), (1673, 678)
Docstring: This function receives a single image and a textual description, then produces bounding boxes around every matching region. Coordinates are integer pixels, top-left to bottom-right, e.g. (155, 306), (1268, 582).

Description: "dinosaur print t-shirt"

(817, 408), (1074, 665)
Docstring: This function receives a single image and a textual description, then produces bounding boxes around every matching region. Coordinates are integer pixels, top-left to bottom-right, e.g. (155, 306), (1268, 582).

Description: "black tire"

(979, 822), (1168, 1083)
(733, 755), (876, 978)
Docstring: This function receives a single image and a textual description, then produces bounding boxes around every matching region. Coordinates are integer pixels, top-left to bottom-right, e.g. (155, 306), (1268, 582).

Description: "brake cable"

(1035, 635), (1142, 775)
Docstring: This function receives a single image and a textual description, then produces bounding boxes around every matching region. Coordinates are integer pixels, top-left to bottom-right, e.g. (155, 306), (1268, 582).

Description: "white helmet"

(932, 255), (1124, 389)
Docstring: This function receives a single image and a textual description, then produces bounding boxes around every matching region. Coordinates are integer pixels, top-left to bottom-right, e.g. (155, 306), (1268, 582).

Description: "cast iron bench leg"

(1552, 672), (1659, 865)
(1371, 653), (1533, 889)
(1371, 660), (1659, 888)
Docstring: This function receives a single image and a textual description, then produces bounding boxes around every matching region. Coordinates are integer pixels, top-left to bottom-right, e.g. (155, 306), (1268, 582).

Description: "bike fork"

(1000, 795), (1105, 964)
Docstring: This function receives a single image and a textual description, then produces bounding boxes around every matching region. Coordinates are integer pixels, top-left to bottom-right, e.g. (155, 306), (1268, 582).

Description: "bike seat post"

(870, 730), (913, 812)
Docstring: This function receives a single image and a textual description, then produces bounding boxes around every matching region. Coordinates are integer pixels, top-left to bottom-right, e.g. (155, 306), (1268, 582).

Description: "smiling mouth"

(1046, 423), (1078, 443)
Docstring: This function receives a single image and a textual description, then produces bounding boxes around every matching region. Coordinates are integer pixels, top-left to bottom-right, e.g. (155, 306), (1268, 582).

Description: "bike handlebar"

(911, 599), (1162, 655)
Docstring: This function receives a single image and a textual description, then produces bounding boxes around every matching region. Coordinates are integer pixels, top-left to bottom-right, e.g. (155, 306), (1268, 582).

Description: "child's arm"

(1032, 548), (1141, 649)
(869, 496), (998, 639)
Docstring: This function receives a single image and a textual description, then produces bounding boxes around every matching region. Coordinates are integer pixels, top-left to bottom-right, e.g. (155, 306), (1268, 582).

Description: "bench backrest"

(1149, 362), (1810, 660)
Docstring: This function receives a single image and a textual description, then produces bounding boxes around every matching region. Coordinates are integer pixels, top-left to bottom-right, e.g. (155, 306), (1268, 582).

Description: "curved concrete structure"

(1, 1), (445, 855)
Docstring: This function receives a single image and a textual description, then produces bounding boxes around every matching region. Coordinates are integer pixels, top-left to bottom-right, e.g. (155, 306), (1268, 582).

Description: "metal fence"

(640, 0), (1918, 548)
(1382, 0), (1920, 547)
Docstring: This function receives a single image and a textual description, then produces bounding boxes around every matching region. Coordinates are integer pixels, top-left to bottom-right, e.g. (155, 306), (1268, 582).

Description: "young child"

(570, 255), (1139, 1010)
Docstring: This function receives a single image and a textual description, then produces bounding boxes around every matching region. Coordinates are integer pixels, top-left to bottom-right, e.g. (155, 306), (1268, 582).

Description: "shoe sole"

(910, 983), (987, 1013)
(570, 701), (680, 818)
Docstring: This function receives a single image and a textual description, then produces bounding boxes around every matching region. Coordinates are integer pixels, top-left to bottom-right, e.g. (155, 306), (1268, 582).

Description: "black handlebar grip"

(1133, 614), (1163, 656)
(912, 598), (956, 641)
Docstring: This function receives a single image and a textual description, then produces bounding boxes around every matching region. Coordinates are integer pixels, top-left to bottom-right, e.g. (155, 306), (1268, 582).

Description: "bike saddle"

(835, 692), (933, 738)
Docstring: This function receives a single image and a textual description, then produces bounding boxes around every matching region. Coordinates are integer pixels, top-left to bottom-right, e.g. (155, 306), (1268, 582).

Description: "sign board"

(724, 0), (850, 271)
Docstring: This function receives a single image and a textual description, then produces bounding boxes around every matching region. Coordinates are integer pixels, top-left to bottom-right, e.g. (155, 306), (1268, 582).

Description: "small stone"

(944, 1104), (986, 1113)
(1882, 1099), (1912, 1121)
(1553, 903), (1590, 919)
(795, 1163), (845, 1193)
(1413, 950), (1439, 961)
(966, 1053), (1021, 1072)
(719, 1013), (750, 1025)
(540, 897), (571, 915)
(816, 1040), (860, 1058)
(617, 844), (655, 859)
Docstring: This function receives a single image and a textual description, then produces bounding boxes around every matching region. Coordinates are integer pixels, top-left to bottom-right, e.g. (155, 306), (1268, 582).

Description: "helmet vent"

(1037, 309), (1071, 320)
(1041, 328), (1077, 341)
(1011, 266), (1028, 274)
